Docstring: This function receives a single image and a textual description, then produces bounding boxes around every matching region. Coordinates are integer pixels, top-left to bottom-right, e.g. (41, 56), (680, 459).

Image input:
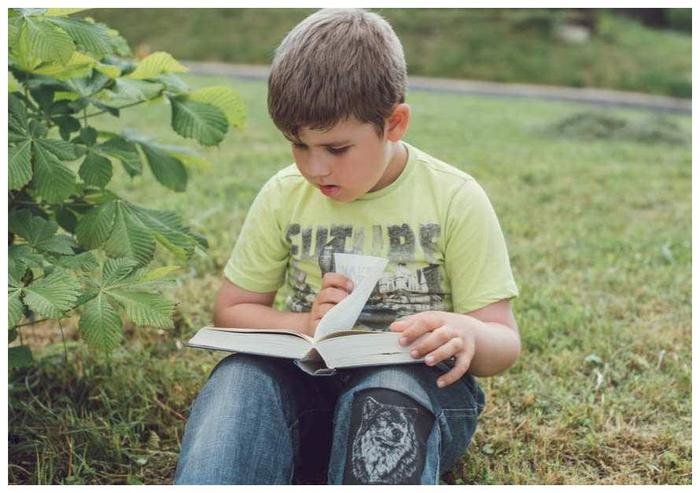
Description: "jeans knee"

(342, 388), (435, 484)
(175, 355), (296, 484)
(208, 354), (283, 395)
(190, 354), (293, 427)
(347, 366), (435, 411)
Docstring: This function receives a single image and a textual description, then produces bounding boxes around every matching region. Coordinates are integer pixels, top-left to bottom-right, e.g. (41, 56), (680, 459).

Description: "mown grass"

(8, 75), (691, 484)
(87, 8), (692, 98)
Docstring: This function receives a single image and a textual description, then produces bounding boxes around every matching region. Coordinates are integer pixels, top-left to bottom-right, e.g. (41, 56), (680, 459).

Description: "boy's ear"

(385, 103), (411, 142)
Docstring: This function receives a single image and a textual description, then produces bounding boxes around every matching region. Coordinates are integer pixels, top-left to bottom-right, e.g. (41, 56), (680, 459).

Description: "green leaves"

(79, 292), (123, 351)
(9, 71), (21, 92)
(131, 204), (207, 256)
(126, 51), (188, 80)
(9, 94), (29, 136)
(20, 16), (75, 65)
(23, 269), (81, 319)
(45, 8), (90, 17)
(9, 346), (34, 369)
(9, 244), (46, 280)
(79, 151), (113, 188)
(139, 141), (188, 191)
(10, 9), (118, 76)
(44, 17), (113, 59)
(31, 138), (77, 203)
(79, 258), (176, 351)
(96, 79), (164, 108)
(170, 95), (228, 146)
(9, 139), (33, 189)
(55, 251), (99, 271)
(189, 86), (247, 130)
(7, 8), (246, 357)
(36, 136), (80, 160)
(8, 94), (82, 198)
(9, 211), (76, 255)
(7, 213), (80, 327)
(108, 290), (174, 329)
(8, 246), (32, 329)
(8, 288), (25, 328)
(99, 137), (143, 177)
(31, 50), (96, 80)
(103, 201), (156, 264)
(74, 199), (203, 264)
(75, 200), (117, 249)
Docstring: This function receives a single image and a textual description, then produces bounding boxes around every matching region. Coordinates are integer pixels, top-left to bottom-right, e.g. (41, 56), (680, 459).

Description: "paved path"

(185, 61), (691, 115)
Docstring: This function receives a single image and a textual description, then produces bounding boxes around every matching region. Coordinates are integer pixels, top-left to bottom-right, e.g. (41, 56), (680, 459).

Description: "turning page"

(313, 253), (388, 341)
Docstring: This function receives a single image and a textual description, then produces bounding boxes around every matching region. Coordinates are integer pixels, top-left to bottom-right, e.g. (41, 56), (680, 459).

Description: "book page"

(205, 326), (314, 343)
(314, 253), (388, 341)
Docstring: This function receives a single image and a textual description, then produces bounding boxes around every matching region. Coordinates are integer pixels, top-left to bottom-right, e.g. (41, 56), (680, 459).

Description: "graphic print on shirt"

(285, 222), (449, 329)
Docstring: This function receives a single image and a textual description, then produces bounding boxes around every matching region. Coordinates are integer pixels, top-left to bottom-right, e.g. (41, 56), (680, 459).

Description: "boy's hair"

(268, 9), (407, 141)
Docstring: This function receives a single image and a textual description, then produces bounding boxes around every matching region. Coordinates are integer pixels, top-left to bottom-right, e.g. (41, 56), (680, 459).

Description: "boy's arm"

(390, 299), (520, 386)
(213, 279), (312, 336)
(459, 300), (520, 377)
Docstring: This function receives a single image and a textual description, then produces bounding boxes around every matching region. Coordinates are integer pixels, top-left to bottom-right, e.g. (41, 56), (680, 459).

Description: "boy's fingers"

(317, 303), (337, 318)
(390, 316), (414, 332)
(395, 318), (424, 345)
(423, 336), (463, 366)
(406, 323), (455, 353)
(317, 287), (350, 305)
(397, 312), (444, 339)
(322, 273), (353, 292)
(436, 353), (471, 388)
(406, 318), (436, 339)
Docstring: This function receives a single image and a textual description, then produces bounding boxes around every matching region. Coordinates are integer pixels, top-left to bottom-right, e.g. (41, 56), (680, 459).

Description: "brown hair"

(268, 9), (407, 141)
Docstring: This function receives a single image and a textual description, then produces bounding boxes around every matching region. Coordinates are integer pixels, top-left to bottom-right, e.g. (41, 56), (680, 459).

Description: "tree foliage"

(7, 8), (246, 366)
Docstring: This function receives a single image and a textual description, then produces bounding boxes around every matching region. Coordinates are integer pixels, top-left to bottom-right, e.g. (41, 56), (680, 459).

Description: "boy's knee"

(343, 388), (434, 484)
(211, 353), (279, 383)
(206, 354), (288, 403)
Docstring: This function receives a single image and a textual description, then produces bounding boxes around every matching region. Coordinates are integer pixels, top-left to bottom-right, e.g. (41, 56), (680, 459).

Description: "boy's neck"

(371, 141), (408, 192)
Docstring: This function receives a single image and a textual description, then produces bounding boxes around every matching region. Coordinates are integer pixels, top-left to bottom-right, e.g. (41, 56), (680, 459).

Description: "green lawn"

(8, 74), (691, 484)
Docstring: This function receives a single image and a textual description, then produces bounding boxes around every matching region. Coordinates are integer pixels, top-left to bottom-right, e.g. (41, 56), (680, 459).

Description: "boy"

(175, 8), (520, 485)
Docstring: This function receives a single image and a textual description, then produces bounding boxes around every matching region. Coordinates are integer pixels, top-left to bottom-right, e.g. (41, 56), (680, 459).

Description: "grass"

(8, 74), (691, 484)
(87, 8), (692, 98)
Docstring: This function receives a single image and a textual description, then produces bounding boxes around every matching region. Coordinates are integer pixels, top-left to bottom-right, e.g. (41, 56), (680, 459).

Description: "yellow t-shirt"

(225, 142), (518, 329)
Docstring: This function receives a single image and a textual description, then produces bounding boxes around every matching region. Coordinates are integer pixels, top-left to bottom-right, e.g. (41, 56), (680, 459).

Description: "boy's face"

(290, 113), (408, 203)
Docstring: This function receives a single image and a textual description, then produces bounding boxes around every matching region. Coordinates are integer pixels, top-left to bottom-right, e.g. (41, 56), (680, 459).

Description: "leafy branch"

(7, 7), (247, 368)
(83, 99), (149, 119)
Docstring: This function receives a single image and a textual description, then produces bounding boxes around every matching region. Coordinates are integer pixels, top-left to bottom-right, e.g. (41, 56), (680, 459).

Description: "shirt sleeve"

(223, 176), (289, 293)
(443, 179), (519, 314)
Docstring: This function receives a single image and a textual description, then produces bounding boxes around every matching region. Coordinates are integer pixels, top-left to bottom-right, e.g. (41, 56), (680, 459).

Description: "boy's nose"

(307, 156), (332, 178)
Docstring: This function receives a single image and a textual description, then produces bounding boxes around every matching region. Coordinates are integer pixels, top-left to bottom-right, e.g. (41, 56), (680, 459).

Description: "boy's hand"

(390, 311), (478, 388)
(307, 273), (354, 334)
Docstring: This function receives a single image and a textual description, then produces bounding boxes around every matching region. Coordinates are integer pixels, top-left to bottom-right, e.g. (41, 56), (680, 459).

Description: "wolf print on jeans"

(344, 389), (433, 484)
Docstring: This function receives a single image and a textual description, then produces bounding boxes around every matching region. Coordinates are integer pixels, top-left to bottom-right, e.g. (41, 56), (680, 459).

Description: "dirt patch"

(549, 111), (689, 145)
(13, 317), (80, 349)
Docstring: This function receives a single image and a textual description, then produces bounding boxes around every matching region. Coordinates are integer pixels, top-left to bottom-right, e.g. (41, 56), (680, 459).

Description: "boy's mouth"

(320, 185), (341, 197)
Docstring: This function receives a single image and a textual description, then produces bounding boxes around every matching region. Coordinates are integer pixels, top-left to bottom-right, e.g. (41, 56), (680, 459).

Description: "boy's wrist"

(307, 309), (320, 336)
(218, 303), (315, 336)
(280, 312), (314, 337)
(301, 312), (314, 336)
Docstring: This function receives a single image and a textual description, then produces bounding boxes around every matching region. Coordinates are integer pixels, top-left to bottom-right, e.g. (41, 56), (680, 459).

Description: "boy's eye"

(292, 143), (308, 150)
(327, 146), (350, 155)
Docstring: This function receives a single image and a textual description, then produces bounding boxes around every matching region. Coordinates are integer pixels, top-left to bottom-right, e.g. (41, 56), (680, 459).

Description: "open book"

(186, 254), (424, 375)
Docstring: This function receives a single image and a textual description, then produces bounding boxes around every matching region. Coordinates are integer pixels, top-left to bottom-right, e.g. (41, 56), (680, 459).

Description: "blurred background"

(88, 8), (692, 98)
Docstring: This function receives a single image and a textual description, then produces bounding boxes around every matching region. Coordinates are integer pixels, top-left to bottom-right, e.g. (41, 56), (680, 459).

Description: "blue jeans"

(174, 353), (485, 484)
